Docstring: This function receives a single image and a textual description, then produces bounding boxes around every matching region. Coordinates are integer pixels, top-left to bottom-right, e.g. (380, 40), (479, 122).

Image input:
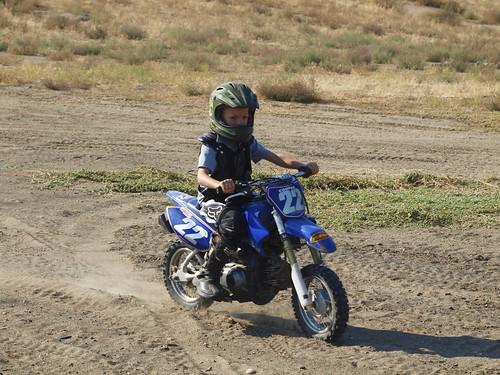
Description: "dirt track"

(1, 86), (499, 374)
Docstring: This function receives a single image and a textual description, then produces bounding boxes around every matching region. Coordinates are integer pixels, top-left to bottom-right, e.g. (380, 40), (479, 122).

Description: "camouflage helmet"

(209, 82), (259, 142)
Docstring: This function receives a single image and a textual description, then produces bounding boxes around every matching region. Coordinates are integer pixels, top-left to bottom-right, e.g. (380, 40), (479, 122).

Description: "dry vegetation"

(0, 0), (499, 128)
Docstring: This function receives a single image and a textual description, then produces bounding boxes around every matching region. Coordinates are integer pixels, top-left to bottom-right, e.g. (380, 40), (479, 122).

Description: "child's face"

(221, 107), (249, 127)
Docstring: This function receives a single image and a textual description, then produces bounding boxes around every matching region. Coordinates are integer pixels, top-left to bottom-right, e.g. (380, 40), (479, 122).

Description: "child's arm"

(197, 168), (236, 193)
(262, 151), (319, 175)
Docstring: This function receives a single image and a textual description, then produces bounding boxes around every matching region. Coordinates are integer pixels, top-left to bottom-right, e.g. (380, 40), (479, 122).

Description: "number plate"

(266, 183), (305, 218)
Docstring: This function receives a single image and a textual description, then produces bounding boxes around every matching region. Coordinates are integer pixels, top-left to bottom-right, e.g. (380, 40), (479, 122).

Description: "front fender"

(284, 217), (336, 253)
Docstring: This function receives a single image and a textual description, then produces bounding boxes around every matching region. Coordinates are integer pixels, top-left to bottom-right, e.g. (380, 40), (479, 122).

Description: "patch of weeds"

(362, 23), (384, 36)
(309, 187), (499, 231)
(325, 32), (375, 49)
(34, 168), (499, 231)
(346, 46), (373, 65)
(4, 0), (39, 13)
(413, 0), (445, 8)
(10, 35), (41, 56)
(257, 75), (322, 103)
(42, 76), (92, 91)
(481, 9), (500, 25)
(72, 43), (102, 56)
(426, 44), (450, 63)
(47, 49), (73, 61)
(487, 95), (500, 112)
(85, 25), (108, 40)
(373, 44), (398, 64)
(0, 53), (20, 65)
(252, 17), (266, 29)
(42, 78), (70, 91)
(0, 41), (7, 52)
(252, 29), (274, 41)
(285, 49), (328, 70)
(171, 27), (228, 49)
(374, 0), (397, 8)
(121, 24), (147, 40)
(0, 9), (12, 28)
(105, 40), (168, 65)
(45, 13), (74, 30)
(179, 80), (211, 97)
(435, 70), (459, 83)
(397, 50), (425, 70)
(33, 167), (196, 194)
(171, 50), (216, 72)
(46, 35), (71, 52)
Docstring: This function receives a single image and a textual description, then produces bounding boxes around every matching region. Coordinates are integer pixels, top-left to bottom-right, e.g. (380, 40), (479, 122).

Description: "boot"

(196, 249), (225, 299)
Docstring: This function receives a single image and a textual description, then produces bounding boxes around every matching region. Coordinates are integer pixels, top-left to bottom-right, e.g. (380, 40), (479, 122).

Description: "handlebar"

(222, 169), (313, 204)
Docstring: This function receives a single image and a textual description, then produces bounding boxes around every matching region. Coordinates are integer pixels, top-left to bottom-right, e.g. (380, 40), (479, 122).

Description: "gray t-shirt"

(198, 136), (270, 174)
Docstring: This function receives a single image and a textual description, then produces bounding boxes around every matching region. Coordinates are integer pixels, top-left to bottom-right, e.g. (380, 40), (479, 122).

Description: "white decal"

(278, 187), (304, 215)
(173, 217), (208, 245)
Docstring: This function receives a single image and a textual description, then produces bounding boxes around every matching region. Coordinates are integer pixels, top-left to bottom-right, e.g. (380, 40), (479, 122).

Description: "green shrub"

(346, 46), (372, 65)
(46, 14), (73, 30)
(179, 81), (211, 97)
(426, 44), (450, 62)
(286, 49), (327, 69)
(414, 0), (444, 8)
(362, 23), (384, 36)
(0, 41), (7, 52)
(397, 52), (425, 70)
(48, 49), (73, 61)
(10, 35), (40, 55)
(374, 0), (397, 9)
(325, 32), (375, 48)
(72, 43), (102, 56)
(42, 79), (70, 91)
(252, 29), (274, 41)
(487, 95), (500, 111)
(121, 24), (147, 40)
(171, 27), (228, 48)
(374, 44), (398, 64)
(170, 50), (215, 71)
(257, 76), (322, 103)
(85, 26), (108, 40)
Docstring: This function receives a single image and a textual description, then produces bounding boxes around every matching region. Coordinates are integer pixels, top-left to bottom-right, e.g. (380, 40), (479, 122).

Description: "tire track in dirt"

(0, 274), (205, 374)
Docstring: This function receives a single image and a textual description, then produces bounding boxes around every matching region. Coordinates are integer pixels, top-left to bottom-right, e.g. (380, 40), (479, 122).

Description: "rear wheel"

(163, 241), (213, 310)
(292, 264), (349, 343)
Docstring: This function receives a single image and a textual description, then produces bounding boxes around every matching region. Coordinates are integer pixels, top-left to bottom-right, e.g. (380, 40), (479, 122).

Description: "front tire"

(292, 264), (349, 343)
(163, 240), (213, 310)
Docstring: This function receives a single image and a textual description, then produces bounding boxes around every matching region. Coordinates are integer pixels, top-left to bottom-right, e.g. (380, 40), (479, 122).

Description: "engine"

(220, 263), (247, 293)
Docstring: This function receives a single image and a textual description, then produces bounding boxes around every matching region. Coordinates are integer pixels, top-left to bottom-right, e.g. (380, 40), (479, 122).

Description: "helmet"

(209, 82), (259, 142)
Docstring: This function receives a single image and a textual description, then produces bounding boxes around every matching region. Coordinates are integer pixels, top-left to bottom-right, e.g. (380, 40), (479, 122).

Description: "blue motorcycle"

(158, 170), (349, 342)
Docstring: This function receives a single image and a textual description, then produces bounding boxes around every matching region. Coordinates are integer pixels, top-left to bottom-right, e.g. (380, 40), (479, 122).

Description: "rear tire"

(163, 241), (213, 310)
(292, 264), (349, 343)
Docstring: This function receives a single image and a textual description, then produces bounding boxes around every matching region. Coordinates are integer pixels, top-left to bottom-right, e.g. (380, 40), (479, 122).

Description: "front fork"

(272, 210), (313, 309)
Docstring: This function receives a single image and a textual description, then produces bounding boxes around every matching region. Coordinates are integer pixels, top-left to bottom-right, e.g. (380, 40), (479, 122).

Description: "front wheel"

(292, 264), (349, 343)
(163, 240), (213, 310)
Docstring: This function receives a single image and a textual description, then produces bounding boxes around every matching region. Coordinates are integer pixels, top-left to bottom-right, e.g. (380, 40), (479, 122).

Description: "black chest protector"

(198, 132), (253, 203)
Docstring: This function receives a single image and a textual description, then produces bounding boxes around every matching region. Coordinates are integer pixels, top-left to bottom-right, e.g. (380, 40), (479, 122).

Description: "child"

(196, 82), (319, 298)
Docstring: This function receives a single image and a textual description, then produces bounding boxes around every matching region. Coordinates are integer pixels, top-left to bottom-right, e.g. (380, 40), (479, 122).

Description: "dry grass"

(0, 0), (497, 128)
(257, 75), (322, 103)
(4, 0), (40, 14)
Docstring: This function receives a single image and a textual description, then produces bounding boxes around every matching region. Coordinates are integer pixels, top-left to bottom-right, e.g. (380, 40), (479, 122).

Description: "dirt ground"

(0, 86), (499, 374)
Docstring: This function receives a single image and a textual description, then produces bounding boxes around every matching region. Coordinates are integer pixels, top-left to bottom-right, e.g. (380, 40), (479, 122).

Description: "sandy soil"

(0, 86), (499, 374)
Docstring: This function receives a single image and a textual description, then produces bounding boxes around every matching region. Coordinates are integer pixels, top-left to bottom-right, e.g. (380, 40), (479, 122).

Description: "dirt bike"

(158, 170), (349, 343)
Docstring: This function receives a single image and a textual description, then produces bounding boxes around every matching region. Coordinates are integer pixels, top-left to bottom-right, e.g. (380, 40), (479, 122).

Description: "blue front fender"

(284, 217), (336, 253)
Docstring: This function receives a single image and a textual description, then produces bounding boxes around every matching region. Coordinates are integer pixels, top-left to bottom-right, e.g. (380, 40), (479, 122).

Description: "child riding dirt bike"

(195, 82), (319, 299)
